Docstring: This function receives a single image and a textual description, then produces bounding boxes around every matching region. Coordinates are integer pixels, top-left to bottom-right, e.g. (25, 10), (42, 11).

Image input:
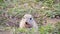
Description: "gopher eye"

(30, 18), (32, 20)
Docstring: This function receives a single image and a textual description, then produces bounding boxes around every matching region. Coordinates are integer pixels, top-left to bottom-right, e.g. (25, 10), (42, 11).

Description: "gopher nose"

(25, 22), (29, 25)
(25, 22), (32, 28)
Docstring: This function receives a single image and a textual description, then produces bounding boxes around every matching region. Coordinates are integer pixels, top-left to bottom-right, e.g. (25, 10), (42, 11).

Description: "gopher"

(19, 14), (38, 31)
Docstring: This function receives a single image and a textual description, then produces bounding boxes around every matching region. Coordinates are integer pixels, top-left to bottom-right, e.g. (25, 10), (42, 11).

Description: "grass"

(0, 0), (60, 34)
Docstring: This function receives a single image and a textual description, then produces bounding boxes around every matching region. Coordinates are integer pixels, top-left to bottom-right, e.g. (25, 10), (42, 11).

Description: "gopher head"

(19, 14), (38, 30)
(20, 14), (33, 28)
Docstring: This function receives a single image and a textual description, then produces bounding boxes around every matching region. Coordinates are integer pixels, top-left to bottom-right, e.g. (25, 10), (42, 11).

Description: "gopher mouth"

(25, 22), (32, 28)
